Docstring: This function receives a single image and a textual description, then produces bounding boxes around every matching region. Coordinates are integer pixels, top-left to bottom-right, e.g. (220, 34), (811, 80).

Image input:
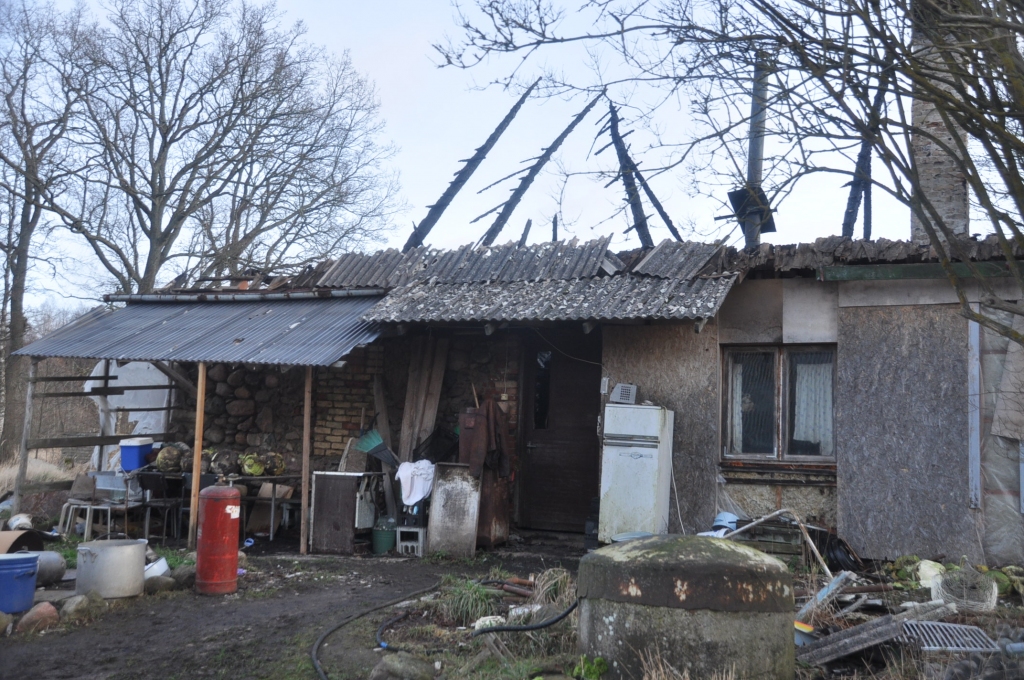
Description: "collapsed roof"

(306, 237), (736, 324)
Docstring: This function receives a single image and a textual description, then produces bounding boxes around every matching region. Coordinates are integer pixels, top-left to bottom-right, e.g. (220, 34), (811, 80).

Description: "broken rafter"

(842, 58), (893, 239)
(608, 104), (654, 248)
(632, 163), (684, 242)
(403, 79), (540, 252)
(478, 92), (604, 247)
(518, 219), (533, 247)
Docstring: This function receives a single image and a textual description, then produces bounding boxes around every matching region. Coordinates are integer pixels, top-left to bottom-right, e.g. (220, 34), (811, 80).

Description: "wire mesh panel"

(902, 621), (999, 653)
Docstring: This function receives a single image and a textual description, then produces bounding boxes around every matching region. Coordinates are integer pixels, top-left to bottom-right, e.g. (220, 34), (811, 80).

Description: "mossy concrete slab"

(579, 535), (794, 611)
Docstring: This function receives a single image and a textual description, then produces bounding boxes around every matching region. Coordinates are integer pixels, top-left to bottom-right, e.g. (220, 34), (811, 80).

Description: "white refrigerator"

(598, 403), (675, 542)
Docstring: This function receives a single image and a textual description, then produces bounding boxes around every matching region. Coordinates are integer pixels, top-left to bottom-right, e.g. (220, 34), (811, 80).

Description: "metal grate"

(902, 621), (999, 653)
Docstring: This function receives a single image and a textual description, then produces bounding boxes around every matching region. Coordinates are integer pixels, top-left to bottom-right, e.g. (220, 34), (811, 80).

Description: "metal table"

(229, 475), (300, 541)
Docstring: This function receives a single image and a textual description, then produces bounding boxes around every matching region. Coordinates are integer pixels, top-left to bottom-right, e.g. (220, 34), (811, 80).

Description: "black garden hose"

(471, 599), (579, 637)
(310, 582), (439, 680)
(376, 611), (410, 650)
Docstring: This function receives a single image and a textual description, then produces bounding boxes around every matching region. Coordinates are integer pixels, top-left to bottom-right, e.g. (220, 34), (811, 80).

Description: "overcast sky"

(283, 1), (914, 253)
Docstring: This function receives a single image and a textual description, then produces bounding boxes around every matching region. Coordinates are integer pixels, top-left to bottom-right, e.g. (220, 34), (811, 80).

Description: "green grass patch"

(436, 577), (501, 627)
(55, 535), (82, 569)
(151, 546), (194, 570)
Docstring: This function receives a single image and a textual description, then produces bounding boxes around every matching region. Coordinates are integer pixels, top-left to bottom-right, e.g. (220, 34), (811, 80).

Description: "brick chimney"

(909, 20), (969, 244)
(910, 98), (969, 244)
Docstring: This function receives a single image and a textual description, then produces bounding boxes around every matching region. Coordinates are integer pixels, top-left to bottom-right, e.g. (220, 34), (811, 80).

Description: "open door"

(518, 328), (602, 532)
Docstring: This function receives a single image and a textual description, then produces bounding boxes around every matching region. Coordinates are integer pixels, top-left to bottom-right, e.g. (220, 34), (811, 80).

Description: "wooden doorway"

(518, 328), (602, 532)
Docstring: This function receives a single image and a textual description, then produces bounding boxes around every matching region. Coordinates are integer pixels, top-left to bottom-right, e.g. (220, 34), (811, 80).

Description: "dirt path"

(0, 547), (580, 680)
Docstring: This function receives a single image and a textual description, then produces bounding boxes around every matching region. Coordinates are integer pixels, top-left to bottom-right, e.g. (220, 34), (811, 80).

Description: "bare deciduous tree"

(0, 0), (86, 463)
(439, 0), (1024, 344)
(63, 0), (395, 293)
(187, 51), (396, 282)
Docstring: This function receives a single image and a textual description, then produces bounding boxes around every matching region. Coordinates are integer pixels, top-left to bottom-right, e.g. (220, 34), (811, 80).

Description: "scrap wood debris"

(788, 549), (1024, 677)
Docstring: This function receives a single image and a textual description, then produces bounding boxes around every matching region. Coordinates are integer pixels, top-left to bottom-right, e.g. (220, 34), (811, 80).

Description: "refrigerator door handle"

(603, 437), (659, 449)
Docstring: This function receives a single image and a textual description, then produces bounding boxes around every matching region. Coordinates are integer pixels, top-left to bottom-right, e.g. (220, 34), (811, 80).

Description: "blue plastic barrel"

(0, 553), (39, 613)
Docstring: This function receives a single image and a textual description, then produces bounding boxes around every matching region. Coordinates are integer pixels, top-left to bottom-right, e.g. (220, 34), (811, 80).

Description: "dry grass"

(640, 648), (737, 680)
(0, 448), (81, 496)
(529, 567), (575, 608)
(499, 568), (579, 657)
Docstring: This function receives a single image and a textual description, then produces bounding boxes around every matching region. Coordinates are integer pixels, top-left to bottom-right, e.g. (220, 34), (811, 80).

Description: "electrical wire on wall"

(528, 327), (604, 369)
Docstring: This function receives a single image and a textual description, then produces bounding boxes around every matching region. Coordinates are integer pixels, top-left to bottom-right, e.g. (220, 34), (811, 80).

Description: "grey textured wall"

(602, 322), (720, 533)
(836, 305), (983, 561)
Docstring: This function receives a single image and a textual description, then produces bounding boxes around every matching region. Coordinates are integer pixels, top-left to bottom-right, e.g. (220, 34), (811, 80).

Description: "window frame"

(722, 344), (837, 462)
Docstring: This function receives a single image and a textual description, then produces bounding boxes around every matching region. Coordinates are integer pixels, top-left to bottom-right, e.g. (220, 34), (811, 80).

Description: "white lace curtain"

(792, 362), (834, 456)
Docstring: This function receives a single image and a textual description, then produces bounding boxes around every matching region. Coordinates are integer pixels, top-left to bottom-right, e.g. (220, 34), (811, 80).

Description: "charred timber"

(478, 92), (604, 247)
(403, 79), (540, 252)
(608, 104), (654, 248)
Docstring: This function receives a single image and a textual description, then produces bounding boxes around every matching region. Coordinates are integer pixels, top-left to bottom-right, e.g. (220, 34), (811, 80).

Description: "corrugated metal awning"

(16, 295), (382, 366)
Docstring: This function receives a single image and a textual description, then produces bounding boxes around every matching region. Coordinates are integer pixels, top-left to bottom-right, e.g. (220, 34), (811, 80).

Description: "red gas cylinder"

(196, 485), (240, 595)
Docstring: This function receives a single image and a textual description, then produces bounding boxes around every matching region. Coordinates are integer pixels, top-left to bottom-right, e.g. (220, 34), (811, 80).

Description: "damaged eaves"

(362, 274), (736, 324)
(704, 234), (1024, 276)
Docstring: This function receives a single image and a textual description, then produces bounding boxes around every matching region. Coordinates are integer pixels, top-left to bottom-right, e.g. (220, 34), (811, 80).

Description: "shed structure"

(11, 291), (383, 551)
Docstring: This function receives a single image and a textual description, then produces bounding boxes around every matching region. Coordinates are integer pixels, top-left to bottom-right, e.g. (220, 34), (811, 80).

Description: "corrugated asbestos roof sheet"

(316, 237), (617, 288)
(363, 274), (736, 323)
(15, 296), (381, 366)
(632, 241), (722, 279)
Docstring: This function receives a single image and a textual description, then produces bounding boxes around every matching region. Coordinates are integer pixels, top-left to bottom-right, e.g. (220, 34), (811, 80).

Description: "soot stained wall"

(601, 322), (720, 534)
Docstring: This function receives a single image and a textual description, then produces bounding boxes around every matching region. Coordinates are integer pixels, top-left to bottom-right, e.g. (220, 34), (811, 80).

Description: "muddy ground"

(0, 535), (583, 680)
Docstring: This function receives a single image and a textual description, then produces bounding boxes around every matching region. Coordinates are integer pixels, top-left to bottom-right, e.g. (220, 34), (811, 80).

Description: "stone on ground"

(60, 591), (108, 622)
(0, 611), (14, 634)
(171, 564), (196, 588)
(145, 575), (179, 594)
(16, 602), (60, 634)
(368, 651), (436, 680)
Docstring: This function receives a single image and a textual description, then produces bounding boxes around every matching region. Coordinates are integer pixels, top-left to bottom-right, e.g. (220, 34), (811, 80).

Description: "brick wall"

(313, 344), (383, 470)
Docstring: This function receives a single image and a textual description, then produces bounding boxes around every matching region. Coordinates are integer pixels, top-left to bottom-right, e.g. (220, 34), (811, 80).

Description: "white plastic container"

(144, 556), (169, 580)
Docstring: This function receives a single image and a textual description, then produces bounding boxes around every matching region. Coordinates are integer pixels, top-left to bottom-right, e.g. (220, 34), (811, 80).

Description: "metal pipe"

(743, 58), (769, 248)
(104, 289), (382, 303)
(723, 507), (833, 579)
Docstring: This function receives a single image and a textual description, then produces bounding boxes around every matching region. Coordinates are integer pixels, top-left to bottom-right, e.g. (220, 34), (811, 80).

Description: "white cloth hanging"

(396, 460), (435, 506)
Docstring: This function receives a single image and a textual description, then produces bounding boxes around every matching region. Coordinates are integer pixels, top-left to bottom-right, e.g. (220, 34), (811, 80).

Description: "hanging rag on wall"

(459, 398), (513, 478)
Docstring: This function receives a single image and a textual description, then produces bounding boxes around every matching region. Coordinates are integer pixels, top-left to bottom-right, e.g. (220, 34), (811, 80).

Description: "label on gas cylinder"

(226, 505), (240, 519)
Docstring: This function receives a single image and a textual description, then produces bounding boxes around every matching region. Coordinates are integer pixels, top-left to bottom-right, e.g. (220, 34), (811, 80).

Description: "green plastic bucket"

(372, 528), (396, 555)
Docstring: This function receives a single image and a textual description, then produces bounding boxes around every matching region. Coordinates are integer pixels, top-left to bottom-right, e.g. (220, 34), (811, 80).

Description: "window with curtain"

(724, 346), (835, 460)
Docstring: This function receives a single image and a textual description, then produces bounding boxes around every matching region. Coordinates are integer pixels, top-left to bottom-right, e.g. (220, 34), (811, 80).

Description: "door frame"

(515, 325), (603, 531)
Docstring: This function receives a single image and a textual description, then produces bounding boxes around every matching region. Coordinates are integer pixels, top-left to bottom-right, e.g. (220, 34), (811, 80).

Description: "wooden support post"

(11, 358), (38, 515)
(99, 359), (110, 471)
(373, 374), (398, 519)
(188, 362), (207, 550)
(300, 366), (313, 555)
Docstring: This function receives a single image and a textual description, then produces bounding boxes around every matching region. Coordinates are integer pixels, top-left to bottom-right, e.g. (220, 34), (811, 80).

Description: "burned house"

(311, 234), (1021, 565)
(12, 234), (1024, 566)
